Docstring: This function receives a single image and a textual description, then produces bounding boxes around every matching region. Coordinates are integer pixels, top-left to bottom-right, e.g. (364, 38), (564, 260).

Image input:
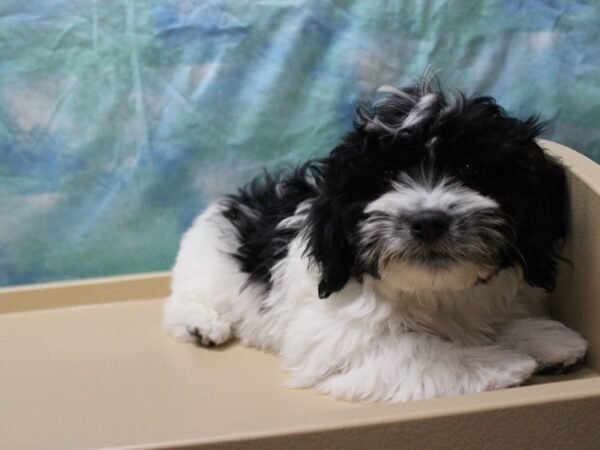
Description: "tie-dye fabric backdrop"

(1, 0), (599, 286)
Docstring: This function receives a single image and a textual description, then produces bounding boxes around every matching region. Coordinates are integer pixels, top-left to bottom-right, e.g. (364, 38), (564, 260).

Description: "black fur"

(222, 163), (323, 289)
(223, 82), (569, 298)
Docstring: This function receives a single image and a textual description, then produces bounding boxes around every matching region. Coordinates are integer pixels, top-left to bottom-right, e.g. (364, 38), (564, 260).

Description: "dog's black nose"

(410, 210), (450, 242)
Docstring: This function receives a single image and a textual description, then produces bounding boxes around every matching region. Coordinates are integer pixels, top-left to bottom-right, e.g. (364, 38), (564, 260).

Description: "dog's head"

(307, 84), (568, 298)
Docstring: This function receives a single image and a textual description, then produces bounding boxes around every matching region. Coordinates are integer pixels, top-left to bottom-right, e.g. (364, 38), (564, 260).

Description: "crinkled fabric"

(1, 0), (599, 286)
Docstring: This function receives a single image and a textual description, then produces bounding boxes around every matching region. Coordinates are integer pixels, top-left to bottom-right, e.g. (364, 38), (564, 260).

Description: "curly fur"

(163, 82), (587, 402)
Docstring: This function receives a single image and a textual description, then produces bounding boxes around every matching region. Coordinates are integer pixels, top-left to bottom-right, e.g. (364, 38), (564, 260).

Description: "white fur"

(163, 203), (587, 402)
(498, 317), (588, 370)
(365, 175), (498, 215)
(400, 93), (437, 129)
(359, 175), (505, 290)
(367, 90), (439, 135)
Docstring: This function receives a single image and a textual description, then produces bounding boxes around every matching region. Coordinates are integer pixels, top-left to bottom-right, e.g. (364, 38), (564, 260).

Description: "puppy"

(163, 83), (588, 402)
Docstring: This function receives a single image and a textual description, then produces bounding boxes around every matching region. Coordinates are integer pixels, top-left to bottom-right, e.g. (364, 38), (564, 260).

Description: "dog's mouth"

(401, 229), (507, 273)
(410, 252), (455, 268)
(377, 242), (460, 272)
(408, 248), (499, 274)
(398, 245), (458, 266)
(380, 253), (498, 292)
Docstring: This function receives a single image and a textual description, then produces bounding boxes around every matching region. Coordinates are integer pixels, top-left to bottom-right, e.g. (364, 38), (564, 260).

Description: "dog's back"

(221, 162), (323, 290)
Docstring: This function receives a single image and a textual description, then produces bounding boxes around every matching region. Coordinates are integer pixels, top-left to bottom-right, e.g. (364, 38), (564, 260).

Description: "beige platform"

(1, 140), (600, 450)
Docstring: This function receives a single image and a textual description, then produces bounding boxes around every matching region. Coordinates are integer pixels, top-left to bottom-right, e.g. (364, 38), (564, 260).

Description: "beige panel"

(541, 140), (600, 372)
(175, 397), (600, 450)
(0, 140), (599, 449)
(0, 271), (170, 313)
(1, 298), (598, 450)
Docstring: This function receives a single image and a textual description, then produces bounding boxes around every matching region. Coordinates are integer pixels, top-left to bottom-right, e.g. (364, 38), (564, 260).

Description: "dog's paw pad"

(180, 317), (231, 346)
(536, 357), (585, 375)
(163, 300), (232, 346)
(187, 327), (217, 348)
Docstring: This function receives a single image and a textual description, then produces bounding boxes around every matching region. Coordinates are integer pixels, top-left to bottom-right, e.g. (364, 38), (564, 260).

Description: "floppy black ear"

(305, 128), (367, 298)
(307, 192), (356, 299)
(517, 143), (569, 292)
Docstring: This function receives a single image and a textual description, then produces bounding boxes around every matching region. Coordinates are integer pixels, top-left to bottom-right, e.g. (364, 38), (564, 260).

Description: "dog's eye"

(382, 168), (396, 179)
(460, 162), (481, 178)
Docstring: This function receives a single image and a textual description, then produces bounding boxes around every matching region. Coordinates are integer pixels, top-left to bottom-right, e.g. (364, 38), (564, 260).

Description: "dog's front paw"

(477, 349), (537, 391)
(499, 318), (588, 374)
(163, 297), (232, 347)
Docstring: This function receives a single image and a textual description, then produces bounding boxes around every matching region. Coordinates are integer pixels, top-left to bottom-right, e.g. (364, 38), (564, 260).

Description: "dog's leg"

(497, 318), (588, 373)
(163, 205), (241, 347)
(287, 333), (537, 402)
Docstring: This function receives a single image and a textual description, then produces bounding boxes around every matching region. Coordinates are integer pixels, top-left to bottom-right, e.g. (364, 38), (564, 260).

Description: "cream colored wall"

(541, 140), (600, 373)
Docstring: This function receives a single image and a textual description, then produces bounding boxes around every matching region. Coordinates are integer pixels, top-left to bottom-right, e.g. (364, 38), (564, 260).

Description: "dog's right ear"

(307, 190), (356, 299)
(307, 132), (366, 299)
(306, 124), (380, 299)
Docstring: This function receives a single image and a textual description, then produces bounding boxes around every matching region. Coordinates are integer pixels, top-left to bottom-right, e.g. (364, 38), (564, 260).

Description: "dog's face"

(308, 85), (568, 298)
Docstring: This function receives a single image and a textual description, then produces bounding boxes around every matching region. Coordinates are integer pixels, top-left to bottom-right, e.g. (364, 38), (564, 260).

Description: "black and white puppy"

(163, 83), (587, 402)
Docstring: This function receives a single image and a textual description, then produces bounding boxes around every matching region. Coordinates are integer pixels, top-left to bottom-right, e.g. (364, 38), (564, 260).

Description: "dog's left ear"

(516, 136), (569, 292)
